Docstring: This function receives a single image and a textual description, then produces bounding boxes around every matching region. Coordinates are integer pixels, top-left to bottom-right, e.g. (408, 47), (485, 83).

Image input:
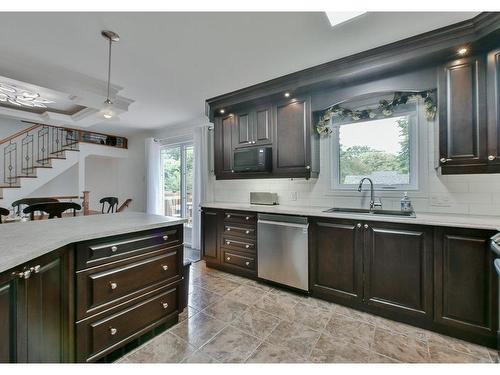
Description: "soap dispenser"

(400, 192), (413, 213)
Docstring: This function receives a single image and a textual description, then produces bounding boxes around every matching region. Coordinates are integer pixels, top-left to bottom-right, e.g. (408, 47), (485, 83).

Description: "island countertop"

(0, 212), (187, 274)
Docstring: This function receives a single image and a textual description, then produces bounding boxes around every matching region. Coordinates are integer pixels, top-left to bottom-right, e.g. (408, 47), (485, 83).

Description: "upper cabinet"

(438, 49), (500, 174)
(213, 96), (319, 180)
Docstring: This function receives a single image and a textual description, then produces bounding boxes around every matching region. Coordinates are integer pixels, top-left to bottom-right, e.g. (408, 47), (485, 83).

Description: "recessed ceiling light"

(325, 12), (367, 27)
(284, 92), (291, 98)
(219, 109), (225, 114)
(457, 47), (468, 56)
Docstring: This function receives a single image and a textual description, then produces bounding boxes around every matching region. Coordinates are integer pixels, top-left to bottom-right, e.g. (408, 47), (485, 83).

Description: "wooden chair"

(0, 207), (9, 223)
(12, 197), (59, 216)
(23, 202), (82, 219)
(100, 197), (119, 213)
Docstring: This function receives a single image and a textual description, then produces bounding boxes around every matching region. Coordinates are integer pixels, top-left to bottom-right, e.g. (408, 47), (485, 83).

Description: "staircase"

(0, 124), (82, 200)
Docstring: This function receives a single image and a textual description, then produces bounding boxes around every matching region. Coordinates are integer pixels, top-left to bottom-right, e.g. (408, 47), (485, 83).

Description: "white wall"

(0, 117), (32, 139)
(28, 164), (79, 198)
(207, 111), (500, 217)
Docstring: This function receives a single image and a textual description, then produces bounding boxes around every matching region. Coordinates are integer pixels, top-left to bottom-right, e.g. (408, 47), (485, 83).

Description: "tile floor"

(118, 260), (500, 364)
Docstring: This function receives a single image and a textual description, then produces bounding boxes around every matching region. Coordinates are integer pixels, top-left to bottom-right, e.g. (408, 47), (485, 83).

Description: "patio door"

(161, 142), (194, 232)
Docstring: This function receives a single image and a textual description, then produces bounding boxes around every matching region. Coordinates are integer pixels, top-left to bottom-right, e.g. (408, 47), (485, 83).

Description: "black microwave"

(233, 147), (272, 172)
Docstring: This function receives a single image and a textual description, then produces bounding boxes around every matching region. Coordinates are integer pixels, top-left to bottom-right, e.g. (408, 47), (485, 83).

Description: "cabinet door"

(202, 210), (219, 264)
(273, 96), (312, 177)
(363, 222), (433, 321)
(434, 227), (497, 339)
(233, 109), (253, 148)
(0, 278), (17, 363)
(253, 105), (272, 146)
(487, 48), (500, 164)
(310, 219), (363, 305)
(214, 114), (235, 177)
(22, 252), (69, 363)
(438, 55), (487, 171)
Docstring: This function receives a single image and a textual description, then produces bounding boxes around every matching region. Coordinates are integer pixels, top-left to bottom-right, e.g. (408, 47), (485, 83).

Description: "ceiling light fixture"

(284, 92), (291, 98)
(219, 109), (225, 114)
(101, 30), (120, 120)
(0, 82), (54, 108)
(457, 47), (468, 56)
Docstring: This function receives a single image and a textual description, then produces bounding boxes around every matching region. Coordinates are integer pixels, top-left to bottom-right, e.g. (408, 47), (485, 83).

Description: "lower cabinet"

(201, 209), (220, 263)
(434, 227), (498, 344)
(0, 248), (71, 363)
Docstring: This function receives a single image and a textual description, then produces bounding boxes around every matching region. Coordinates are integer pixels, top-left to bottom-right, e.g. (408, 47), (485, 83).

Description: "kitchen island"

(0, 212), (188, 363)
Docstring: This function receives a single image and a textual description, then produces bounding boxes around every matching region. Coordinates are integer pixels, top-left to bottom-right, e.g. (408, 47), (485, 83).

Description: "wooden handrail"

(0, 124), (41, 145)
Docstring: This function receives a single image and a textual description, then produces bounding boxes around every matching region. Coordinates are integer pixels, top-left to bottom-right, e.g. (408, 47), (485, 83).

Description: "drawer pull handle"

(227, 256), (231, 261)
(245, 230), (250, 234)
(162, 265), (169, 271)
(245, 244), (250, 249)
(162, 302), (169, 309)
(245, 216), (250, 220)
(357, 223), (362, 228)
(226, 241), (231, 245)
(163, 235), (169, 241)
(109, 327), (118, 336)
(227, 214), (231, 218)
(245, 261), (250, 266)
(110, 282), (118, 290)
(111, 246), (118, 252)
(364, 224), (369, 229)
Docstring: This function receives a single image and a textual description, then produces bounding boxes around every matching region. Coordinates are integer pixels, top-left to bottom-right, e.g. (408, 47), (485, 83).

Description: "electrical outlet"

(290, 191), (298, 201)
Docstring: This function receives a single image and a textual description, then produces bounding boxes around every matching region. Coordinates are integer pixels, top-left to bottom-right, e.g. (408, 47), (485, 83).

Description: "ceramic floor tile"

(323, 313), (376, 349)
(230, 306), (281, 339)
(290, 302), (332, 331)
(188, 285), (222, 310)
(226, 284), (269, 305)
(266, 320), (322, 358)
(178, 306), (199, 322)
(426, 331), (492, 361)
(200, 326), (262, 363)
(488, 349), (499, 363)
(429, 343), (492, 363)
(375, 316), (428, 341)
(372, 327), (430, 363)
(119, 332), (195, 363)
(196, 274), (242, 296)
(254, 292), (299, 321)
(246, 342), (305, 363)
(202, 297), (249, 322)
(368, 352), (400, 363)
(182, 350), (219, 363)
(169, 312), (226, 349)
(243, 278), (274, 292)
(309, 333), (372, 363)
(333, 305), (382, 326)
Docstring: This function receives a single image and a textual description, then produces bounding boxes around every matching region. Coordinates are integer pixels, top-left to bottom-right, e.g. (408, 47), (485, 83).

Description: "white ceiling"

(0, 12), (480, 134)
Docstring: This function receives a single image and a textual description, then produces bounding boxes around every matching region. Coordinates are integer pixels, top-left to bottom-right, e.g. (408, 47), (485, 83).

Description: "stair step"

(36, 156), (66, 163)
(5, 175), (37, 179)
(22, 165), (52, 170)
(0, 185), (21, 188)
(50, 148), (79, 155)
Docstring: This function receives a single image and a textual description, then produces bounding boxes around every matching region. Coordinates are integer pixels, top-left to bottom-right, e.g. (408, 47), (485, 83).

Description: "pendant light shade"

(101, 30), (119, 120)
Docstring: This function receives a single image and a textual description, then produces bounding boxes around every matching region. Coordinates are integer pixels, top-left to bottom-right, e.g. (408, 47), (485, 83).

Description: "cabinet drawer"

(76, 247), (181, 319)
(223, 224), (256, 239)
(76, 285), (178, 362)
(223, 250), (256, 271)
(223, 212), (256, 225)
(76, 225), (182, 270)
(222, 236), (256, 252)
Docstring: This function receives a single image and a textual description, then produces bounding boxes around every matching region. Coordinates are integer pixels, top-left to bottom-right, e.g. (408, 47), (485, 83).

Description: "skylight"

(325, 12), (367, 27)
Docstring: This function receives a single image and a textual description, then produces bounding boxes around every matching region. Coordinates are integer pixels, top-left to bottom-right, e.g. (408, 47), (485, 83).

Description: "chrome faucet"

(358, 178), (382, 211)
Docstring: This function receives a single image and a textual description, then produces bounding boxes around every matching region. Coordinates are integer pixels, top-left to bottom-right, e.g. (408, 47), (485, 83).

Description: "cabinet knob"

(18, 270), (31, 279)
(245, 230), (250, 234)
(245, 261), (250, 266)
(162, 265), (169, 271)
(226, 227), (231, 231)
(488, 155), (496, 161)
(163, 235), (169, 241)
(306, 165), (311, 170)
(226, 241), (231, 245)
(245, 244), (250, 249)
(111, 246), (118, 252)
(110, 282), (118, 290)
(227, 256), (231, 261)
(245, 216), (250, 220)
(162, 302), (169, 309)
(109, 327), (118, 336)
(364, 224), (369, 229)
(31, 265), (41, 274)
(227, 214), (231, 218)
(357, 223), (362, 228)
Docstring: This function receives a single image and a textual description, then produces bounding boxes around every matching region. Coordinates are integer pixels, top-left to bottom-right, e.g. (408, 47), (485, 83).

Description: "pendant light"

(101, 30), (120, 119)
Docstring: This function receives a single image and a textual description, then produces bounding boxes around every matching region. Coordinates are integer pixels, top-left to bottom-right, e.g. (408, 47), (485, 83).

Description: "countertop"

(201, 202), (500, 231)
(0, 212), (187, 274)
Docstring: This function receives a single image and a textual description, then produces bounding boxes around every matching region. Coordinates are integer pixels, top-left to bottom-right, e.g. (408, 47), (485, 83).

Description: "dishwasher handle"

(258, 219), (309, 230)
(495, 259), (500, 276)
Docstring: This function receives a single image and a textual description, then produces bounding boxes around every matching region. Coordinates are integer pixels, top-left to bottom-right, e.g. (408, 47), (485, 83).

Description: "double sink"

(323, 207), (416, 217)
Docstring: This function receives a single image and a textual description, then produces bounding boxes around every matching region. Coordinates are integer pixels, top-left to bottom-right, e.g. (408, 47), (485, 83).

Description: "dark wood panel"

(364, 222), (433, 320)
(255, 106), (272, 145)
(223, 211), (256, 224)
(310, 219), (363, 304)
(202, 210), (219, 263)
(222, 250), (256, 272)
(487, 48), (500, 162)
(439, 55), (487, 169)
(235, 110), (252, 147)
(435, 227), (497, 339)
(0, 280), (15, 363)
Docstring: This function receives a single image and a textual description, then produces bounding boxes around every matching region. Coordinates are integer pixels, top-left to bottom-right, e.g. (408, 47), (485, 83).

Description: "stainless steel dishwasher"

(257, 213), (309, 291)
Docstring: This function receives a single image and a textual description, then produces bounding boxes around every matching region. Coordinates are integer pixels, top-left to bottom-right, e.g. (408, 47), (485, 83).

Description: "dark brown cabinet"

(310, 218), (363, 305)
(214, 114), (235, 178)
(201, 209), (220, 264)
(487, 48), (500, 165)
(233, 105), (272, 148)
(364, 222), (433, 321)
(434, 227), (498, 344)
(0, 249), (71, 363)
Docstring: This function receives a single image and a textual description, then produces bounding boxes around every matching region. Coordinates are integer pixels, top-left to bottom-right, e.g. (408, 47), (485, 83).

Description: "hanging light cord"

(106, 36), (112, 103)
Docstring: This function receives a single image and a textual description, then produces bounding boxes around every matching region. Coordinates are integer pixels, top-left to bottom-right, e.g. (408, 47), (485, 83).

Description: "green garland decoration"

(316, 90), (437, 137)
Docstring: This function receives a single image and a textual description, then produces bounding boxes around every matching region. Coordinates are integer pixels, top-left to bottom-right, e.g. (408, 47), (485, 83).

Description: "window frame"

(330, 106), (420, 192)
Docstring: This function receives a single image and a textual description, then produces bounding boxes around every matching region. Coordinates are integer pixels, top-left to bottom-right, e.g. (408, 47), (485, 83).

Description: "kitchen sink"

(323, 207), (416, 217)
